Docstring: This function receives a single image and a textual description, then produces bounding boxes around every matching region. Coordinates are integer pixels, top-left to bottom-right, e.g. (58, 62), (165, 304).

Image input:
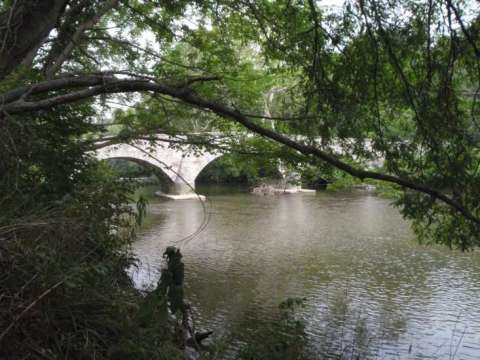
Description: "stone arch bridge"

(96, 138), (223, 197)
(96, 135), (382, 198)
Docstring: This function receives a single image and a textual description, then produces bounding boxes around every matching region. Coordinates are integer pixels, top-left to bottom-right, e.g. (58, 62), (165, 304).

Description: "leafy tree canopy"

(0, 0), (479, 248)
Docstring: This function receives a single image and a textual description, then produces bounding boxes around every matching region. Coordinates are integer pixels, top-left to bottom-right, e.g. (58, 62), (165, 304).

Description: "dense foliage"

(0, 0), (479, 358)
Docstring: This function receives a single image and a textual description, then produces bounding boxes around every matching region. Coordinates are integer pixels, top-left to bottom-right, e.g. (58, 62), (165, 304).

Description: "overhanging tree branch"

(0, 73), (478, 225)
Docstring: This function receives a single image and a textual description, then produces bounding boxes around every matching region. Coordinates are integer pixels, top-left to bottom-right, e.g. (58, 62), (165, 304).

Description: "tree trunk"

(0, 0), (68, 80)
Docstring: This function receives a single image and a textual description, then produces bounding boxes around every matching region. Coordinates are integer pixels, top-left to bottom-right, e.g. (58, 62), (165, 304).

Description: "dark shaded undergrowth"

(0, 167), (183, 359)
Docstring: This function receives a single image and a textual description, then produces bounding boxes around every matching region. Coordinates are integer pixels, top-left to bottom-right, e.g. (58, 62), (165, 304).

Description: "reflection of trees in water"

(133, 192), (480, 358)
(301, 246), (480, 358)
(185, 239), (480, 359)
(225, 287), (408, 359)
(304, 285), (407, 359)
(296, 242), (439, 357)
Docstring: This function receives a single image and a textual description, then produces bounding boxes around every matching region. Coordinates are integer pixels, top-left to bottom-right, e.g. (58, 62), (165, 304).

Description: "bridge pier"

(168, 182), (194, 196)
(155, 181), (206, 201)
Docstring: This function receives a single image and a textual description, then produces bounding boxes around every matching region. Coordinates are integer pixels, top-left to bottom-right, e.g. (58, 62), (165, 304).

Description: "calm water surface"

(131, 188), (480, 359)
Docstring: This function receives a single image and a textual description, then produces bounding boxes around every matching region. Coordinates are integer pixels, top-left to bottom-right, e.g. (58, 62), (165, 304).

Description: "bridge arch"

(96, 141), (223, 194)
(195, 153), (284, 186)
(101, 156), (175, 185)
(99, 154), (178, 184)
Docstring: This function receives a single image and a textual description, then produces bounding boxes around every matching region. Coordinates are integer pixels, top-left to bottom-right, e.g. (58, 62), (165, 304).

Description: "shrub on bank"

(0, 165), (182, 359)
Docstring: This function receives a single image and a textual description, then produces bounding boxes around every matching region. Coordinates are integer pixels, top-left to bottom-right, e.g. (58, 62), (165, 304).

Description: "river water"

(131, 187), (480, 359)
